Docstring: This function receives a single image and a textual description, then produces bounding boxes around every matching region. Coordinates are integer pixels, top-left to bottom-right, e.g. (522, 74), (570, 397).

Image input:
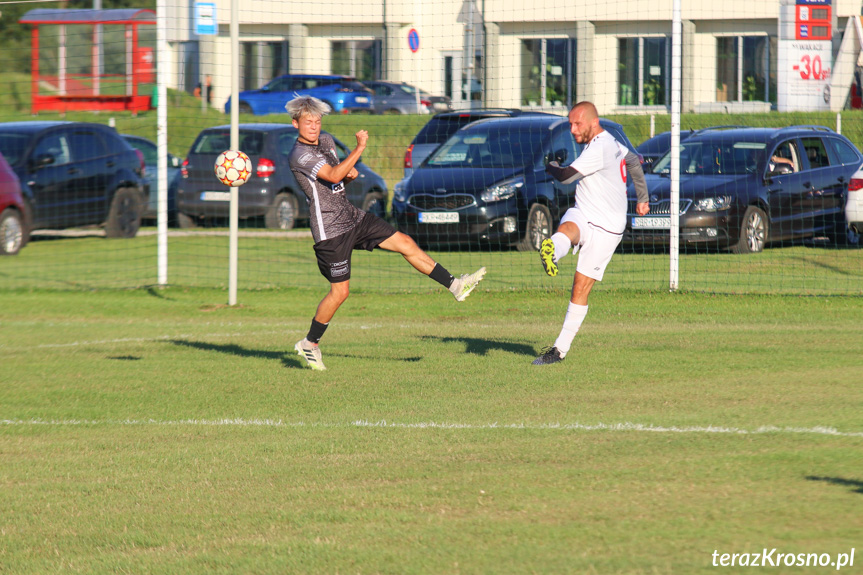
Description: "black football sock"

(428, 263), (455, 289)
(306, 319), (328, 344)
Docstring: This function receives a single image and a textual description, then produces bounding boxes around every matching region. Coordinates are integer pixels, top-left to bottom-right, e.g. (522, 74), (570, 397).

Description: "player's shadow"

(805, 476), (863, 495)
(327, 352), (422, 362)
(420, 335), (536, 357)
(169, 339), (304, 370)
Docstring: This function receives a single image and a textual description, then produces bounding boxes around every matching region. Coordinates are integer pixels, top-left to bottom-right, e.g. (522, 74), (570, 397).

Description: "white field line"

(1, 418), (862, 438)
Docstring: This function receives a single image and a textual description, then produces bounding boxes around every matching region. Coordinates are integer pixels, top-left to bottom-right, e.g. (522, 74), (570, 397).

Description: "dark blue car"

(225, 74), (373, 116)
(392, 115), (638, 251)
(121, 134), (182, 225)
(627, 126), (862, 253)
(176, 124), (387, 229)
(0, 121), (146, 238)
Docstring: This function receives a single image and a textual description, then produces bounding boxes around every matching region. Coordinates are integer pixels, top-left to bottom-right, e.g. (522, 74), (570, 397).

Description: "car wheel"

(361, 191), (386, 219)
(104, 187), (143, 239)
(20, 199), (33, 247)
(730, 205), (768, 254)
(847, 225), (861, 247)
(238, 102), (253, 114)
(265, 192), (298, 230)
(518, 203), (553, 252)
(0, 208), (24, 255)
(831, 221), (860, 248)
(383, 108), (402, 115)
(177, 212), (197, 229)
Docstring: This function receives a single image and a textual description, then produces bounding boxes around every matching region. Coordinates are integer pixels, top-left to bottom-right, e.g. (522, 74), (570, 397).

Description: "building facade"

(164, 0), (862, 114)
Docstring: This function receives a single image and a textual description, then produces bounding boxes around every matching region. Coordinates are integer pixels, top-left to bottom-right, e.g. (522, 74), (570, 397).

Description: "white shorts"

(559, 207), (622, 281)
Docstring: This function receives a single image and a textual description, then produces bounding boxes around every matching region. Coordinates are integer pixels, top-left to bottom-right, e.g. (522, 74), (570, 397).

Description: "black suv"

(630, 125), (862, 252)
(0, 122), (147, 238)
(403, 109), (557, 179)
(393, 115), (639, 251)
(176, 124), (388, 229)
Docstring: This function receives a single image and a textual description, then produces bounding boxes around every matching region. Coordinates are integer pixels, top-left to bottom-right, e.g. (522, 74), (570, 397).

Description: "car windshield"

(602, 124), (635, 153)
(426, 126), (541, 168)
(125, 139), (157, 165)
(192, 131), (265, 156)
(652, 140), (766, 175)
(0, 132), (33, 166)
(394, 84), (430, 97)
(341, 81), (369, 92)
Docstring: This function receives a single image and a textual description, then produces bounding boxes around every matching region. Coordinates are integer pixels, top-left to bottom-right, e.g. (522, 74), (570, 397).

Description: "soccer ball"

(214, 149), (253, 187)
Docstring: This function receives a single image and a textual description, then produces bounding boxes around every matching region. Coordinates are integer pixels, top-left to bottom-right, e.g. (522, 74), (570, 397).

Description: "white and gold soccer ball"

(214, 149), (253, 187)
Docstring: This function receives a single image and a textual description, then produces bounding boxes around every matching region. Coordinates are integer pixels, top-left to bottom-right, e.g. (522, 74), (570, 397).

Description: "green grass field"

(6, 71), (863, 191)
(4, 231), (862, 296)
(2, 286), (862, 574)
(2, 76), (862, 572)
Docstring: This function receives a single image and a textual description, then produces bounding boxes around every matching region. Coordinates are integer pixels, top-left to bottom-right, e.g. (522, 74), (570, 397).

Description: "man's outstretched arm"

(545, 161), (584, 185)
(317, 130), (368, 184)
(625, 151), (650, 216)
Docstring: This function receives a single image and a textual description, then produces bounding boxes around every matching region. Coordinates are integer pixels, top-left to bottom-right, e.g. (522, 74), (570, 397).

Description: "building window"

(618, 37), (668, 107)
(521, 38), (576, 107)
(716, 36), (777, 104)
(240, 41), (289, 91)
(331, 40), (382, 81)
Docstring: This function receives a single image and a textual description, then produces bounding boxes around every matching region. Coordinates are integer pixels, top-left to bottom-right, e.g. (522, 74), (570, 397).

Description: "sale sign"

(778, 41), (832, 111)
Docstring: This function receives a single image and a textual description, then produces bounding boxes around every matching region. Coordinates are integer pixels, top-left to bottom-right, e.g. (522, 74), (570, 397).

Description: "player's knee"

(558, 222), (580, 244)
(395, 232), (419, 254)
(330, 282), (350, 301)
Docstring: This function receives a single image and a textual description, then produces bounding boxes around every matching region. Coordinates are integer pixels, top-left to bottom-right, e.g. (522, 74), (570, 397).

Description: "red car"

(0, 152), (28, 255)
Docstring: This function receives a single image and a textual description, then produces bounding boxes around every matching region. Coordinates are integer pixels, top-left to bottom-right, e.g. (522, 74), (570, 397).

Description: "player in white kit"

(533, 101), (650, 365)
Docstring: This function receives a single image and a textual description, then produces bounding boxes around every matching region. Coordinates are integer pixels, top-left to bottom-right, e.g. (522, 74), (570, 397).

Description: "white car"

(846, 163), (863, 246)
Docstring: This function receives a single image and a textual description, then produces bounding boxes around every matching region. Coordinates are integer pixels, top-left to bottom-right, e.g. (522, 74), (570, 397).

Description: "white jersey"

(569, 130), (629, 235)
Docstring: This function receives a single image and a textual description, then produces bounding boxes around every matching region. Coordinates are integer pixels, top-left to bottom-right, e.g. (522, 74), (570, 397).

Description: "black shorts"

(313, 213), (397, 283)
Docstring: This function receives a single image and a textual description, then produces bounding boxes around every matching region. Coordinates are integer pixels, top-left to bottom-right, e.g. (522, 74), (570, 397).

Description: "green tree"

(0, 0), (155, 74)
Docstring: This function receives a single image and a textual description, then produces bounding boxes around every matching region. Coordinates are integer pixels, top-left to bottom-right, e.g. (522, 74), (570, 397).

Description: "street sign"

(778, 0), (833, 111)
(194, 2), (217, 36)
(408, 28), (420, 53)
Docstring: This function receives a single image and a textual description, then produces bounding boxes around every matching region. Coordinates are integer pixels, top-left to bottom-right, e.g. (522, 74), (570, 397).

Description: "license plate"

(355, 97), (369, 103)
(632, 216), (671, 230)
(419, 212), (459, 224)
(201, 191), (231, 201)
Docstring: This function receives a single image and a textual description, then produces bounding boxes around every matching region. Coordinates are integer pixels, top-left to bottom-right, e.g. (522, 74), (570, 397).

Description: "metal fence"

(0, 0), (860, 296)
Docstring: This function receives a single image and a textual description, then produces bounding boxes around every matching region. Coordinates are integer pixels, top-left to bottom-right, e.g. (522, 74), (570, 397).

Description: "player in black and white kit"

(533, 101), (649, 365)
(287, 96), (486, 371)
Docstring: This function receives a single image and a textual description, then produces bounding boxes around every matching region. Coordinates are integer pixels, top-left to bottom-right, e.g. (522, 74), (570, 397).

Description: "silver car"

(364, 81), (452, 116)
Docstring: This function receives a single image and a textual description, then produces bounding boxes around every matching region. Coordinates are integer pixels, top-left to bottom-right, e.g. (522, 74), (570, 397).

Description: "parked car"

(402, 109), (558, 179)
(121, 134), (182, 224)
(637, 130), (695, 171)
(176, 124), (388, 229)
(626, 126), (862, 253)
(844, 162), (863, 246)
(0, 122), (147, 238)
(362, 80), (452, 115)
(392, 114), (639, 251)
(0, 151), (28, 255)
(224, 75), (373, 116)
(636, 126), (748, 172)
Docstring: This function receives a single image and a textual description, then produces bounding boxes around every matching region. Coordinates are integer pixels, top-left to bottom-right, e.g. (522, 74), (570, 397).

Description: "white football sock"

(554, 303), (589, 357)
(551, 232), (572, 262)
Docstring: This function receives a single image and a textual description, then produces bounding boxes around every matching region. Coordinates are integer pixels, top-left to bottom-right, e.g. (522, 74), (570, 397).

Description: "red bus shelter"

(19, 8), (156, 114)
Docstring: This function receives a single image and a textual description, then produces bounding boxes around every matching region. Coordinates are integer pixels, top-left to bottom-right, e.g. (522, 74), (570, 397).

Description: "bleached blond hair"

(286, 95), (330, 120)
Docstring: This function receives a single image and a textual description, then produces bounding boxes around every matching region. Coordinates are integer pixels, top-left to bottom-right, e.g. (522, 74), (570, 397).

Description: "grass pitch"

(1, 287), (861, 573)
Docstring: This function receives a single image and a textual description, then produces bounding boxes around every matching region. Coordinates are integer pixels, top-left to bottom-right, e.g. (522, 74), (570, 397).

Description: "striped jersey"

(289, 133), (364, 243)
